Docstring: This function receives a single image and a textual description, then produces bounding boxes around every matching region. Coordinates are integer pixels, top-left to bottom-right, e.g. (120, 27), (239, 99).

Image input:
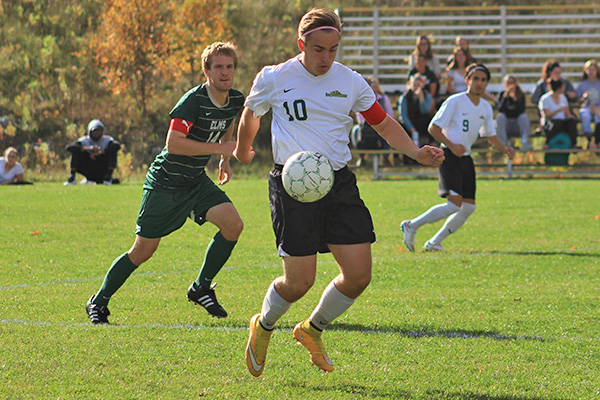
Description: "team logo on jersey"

(210, 120), (227, 130)
(325, 90), (348, 98)
(479, 115), (485, 120)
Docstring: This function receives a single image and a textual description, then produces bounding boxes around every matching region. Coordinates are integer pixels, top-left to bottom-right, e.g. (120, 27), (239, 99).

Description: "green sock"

(93, 253), (138, 306)
(195, 232), (237, 289)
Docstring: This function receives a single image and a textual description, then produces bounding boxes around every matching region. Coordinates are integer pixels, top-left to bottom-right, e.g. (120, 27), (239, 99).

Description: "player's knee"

(128, 248), (154, 266)
(340, 268), (371, 296)
(461, 202), (476, 217)
(447, 200), (461, 212)
(355, 271), (371, 292)
(222, 217), (243, 241)
(128, 242), (158, 265)
(284, 277), (314, 302)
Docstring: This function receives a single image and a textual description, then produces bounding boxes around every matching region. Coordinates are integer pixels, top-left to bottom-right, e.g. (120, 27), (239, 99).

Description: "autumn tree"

(0, 0), (104, 150)
(90, 0), (231, 164)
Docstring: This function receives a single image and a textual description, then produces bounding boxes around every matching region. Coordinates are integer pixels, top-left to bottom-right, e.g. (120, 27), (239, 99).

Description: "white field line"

(2, 317), (598, 343)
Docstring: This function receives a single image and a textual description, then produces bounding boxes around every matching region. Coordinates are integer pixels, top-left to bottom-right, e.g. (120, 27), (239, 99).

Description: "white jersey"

(244, 56), (376, 170)
(430, 92), (496, 155)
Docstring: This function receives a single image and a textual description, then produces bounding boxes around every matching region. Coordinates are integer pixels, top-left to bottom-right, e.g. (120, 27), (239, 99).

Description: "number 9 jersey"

(244, 56), (376, 171)
(429, 92), (496, 156)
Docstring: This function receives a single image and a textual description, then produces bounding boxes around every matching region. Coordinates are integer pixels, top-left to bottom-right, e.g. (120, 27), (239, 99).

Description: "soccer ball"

(282, 151), (334, 203)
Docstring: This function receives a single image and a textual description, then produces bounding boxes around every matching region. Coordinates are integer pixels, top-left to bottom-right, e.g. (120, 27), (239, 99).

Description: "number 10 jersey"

(244, 56), (376, 171)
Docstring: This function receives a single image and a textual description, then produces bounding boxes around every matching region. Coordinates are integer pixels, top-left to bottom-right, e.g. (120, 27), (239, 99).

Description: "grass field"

(1, 177), (599, 399)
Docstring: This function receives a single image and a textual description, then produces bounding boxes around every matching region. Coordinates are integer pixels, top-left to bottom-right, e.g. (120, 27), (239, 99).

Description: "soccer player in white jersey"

(401, 64), (515, 252)
(234, 8), (445, 377)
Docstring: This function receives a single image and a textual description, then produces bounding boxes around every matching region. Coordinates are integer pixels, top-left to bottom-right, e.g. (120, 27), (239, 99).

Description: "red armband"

(359, 101), (387, 126)
(169, 118), (194, 135)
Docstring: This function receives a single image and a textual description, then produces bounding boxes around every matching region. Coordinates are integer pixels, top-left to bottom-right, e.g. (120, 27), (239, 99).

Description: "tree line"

(0, 0), (337, 171)
(0, 0), (577, 173)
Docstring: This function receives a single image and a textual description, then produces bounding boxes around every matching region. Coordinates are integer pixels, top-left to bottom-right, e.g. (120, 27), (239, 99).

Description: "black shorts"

(269, 165), (376, 257)
(437, 148), (476, 200)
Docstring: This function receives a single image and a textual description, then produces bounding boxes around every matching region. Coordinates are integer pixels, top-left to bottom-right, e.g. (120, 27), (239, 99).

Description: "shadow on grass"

(328, 323), (545, 342)
(473, 250), (599, 258)
(292, 381), (564, 400)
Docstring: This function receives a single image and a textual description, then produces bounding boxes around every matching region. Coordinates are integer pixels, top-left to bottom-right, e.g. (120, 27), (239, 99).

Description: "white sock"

(410, 201), (460, 230)
(309, 281), (355, 331)
(259, 282), (292, 330)
(429, 203), (476, 244)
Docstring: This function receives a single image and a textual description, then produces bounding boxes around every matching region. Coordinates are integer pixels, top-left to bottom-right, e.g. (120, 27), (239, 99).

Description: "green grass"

(1, 177), (599, 399)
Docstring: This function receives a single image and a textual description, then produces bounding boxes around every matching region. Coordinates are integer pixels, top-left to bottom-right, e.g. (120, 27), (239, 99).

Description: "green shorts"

(135, 174), (231, 239)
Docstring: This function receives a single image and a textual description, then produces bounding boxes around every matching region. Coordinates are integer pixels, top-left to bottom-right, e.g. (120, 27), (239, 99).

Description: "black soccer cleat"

(187, 282), (228, 318)
(85, 296), (110, 324)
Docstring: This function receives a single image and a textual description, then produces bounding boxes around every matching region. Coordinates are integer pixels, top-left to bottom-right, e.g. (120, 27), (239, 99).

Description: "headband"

(300, 26), (340, 39)
(467, 65), (490, 77)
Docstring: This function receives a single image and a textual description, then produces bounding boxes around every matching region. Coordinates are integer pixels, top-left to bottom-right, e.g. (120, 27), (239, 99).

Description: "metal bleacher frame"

(339, 5), (600, 179)
(337, 5), (600, 94)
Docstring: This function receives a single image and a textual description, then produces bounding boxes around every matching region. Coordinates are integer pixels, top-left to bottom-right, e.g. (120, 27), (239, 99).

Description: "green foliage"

(2, 1), (600, 174)
(1, 179), (599, 399)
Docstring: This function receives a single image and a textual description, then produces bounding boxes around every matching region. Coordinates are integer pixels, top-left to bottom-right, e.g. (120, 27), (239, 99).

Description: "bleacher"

(339, 5), (600, 178)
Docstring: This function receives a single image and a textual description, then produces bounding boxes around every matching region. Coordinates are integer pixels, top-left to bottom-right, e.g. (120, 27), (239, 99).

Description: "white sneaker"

(401, 220), (416, 251)
(424, 240), (443, 252)
(80, 178), (96, 185)
(103, 180), (112, 186)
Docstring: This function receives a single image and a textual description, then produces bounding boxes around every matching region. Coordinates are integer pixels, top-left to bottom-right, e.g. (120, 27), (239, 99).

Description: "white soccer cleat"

(401, 220), (416, 252)
(424, 240), (444, 252)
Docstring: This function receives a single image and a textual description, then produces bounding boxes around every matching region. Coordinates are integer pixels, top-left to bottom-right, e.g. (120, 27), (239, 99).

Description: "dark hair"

(466, 63), (491, 80)
(412, 35), (434, 60)
(298, 8), (342, 39)
(541, 60), (561, 80)
(548, 78), (564, 92)
(447, 48), (468, 71)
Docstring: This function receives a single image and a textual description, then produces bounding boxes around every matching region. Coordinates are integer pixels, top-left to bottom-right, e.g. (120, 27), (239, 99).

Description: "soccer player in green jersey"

(85, 42), (245, 324)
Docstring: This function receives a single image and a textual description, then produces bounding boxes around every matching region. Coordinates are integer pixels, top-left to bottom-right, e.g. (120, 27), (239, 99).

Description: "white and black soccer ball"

(282, 151), (334, 203)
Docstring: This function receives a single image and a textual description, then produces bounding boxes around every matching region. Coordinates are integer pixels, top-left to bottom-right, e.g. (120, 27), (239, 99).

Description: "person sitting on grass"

(64, 119), (121, 185)
(0, 147), (31, 185)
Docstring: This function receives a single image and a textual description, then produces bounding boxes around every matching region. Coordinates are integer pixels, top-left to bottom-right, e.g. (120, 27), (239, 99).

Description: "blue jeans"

(496, 113), (531, 148)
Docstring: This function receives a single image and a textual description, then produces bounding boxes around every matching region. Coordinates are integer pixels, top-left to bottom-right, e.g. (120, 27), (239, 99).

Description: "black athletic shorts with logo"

(437, 147), (476, 200)
(269, 165), (376, 257)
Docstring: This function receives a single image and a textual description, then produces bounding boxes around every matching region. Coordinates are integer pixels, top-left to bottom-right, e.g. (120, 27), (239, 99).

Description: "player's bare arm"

(487, 135), (515, 159)
(233, 107), (261, 165)
(429, 123), (466, 157)
(218, 123), (236, 185)
(166, 128), (236, 157)
(373, 115), (444, 167)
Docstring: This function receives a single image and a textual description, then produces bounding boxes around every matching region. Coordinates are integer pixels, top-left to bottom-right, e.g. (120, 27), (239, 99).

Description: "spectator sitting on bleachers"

(409, 54), (439, 115)
(496, 75), (532, 150)
(354, 76), (395, 166)
(539, 79), (578, 148)
(398, 74), (433, 146)
(445, 48), (468, 95)
(531, 60), (578, 106)
(447, 36), (476, 66)
(576, 59), (600, 149)
(408, 35), (441, 79)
